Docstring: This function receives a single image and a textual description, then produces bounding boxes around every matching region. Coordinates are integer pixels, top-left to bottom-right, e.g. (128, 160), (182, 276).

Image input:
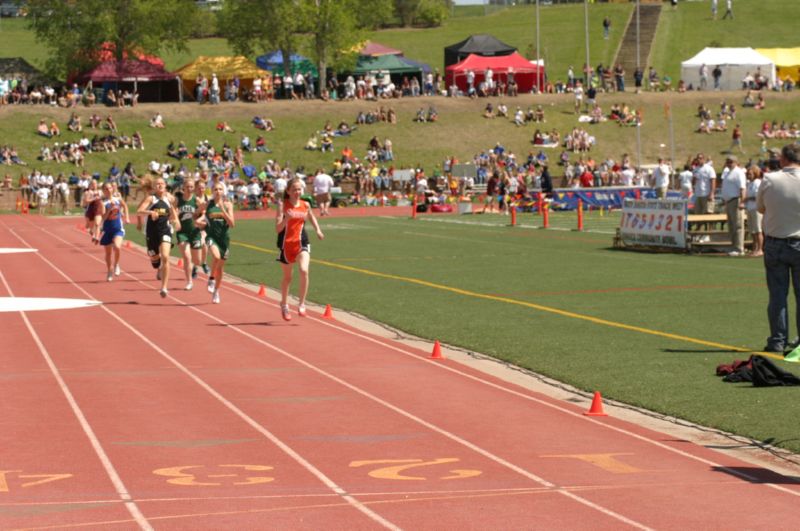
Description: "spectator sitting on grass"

(321, 134), (333, 152)
(67, 113), (82, 132)
(36, 118), (51, 138)
(104, 115), (117, 133)
(514, 107), (525, 126)
(252, 116), (274, 131)
(255, 135), (271, 153)
(216, 121), (235, 133)
(149, 113), (165, 128)
(304, 134), (318, 151)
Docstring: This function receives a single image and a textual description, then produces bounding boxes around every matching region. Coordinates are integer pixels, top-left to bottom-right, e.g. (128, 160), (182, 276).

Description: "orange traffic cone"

(584, 391), (608, 417)
(125, 240), (132, 249)
(257, 284), (267, 297)
(323, 304), (334, 319)
(430, 340), (444, 360)
(177, 258), (184, 267)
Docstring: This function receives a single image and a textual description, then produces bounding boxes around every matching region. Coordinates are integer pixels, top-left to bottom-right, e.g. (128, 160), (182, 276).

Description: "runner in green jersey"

(197, 181), (235, 304)
(175, 179), (203, 290)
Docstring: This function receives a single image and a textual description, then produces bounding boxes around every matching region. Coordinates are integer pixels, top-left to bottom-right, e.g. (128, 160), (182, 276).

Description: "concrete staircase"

(614, 2), (662, 88)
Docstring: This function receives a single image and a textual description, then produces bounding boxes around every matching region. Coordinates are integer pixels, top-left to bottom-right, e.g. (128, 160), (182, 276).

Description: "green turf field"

(122, 210), (800, 454)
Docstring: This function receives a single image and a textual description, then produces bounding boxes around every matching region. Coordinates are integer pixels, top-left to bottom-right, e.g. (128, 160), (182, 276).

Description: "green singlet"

(176, 194), (202, 248)
(205, 199), (230, 260)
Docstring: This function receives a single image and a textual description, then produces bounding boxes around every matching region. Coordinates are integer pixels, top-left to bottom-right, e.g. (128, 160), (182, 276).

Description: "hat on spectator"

(767, 148), (781, 157)
(726, 155), (738, 163)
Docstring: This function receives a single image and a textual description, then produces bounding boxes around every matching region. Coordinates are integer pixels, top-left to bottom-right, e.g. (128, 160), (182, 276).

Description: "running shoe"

(281, 304), (292, 321)
(185, 281), (193, 291)
(207, 278), (216, 293)
(160, 288), (168, 298)
(212, 290), (220, 304)
(298, 304), (307, 317)
(202, 263), (210, 274)
(191, 266), (198, 279)
(114, 264), (121, 276)
(106, 272), (113, 282)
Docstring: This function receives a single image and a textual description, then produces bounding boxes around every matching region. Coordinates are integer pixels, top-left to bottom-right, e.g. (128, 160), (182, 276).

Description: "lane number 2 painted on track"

(152, 465), (275, 486)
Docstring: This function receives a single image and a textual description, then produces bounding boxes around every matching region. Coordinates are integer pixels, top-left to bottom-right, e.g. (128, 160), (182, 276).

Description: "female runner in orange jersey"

(276, 177), (324, 321)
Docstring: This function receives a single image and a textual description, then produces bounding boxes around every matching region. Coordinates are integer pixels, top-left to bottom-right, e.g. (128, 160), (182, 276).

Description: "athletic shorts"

(146, 230), (173, 257)
(277, 229), (310, 265)
(176, 229), (203, 249)
(206, 236), (230, 260)
(85, 198), (102, 220)
(100, 229), (125, 246)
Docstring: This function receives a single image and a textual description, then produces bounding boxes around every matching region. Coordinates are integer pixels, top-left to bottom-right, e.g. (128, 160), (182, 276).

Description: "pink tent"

(359, 41), (403, 57)
(445, 52), (544, 94)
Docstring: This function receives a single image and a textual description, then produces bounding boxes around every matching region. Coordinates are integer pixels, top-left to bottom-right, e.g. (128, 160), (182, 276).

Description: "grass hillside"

(1, 92), (798, 188)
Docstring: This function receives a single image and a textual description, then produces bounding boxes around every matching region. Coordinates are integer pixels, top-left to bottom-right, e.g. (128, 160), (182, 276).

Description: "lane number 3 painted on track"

(152, 465), (275, 486)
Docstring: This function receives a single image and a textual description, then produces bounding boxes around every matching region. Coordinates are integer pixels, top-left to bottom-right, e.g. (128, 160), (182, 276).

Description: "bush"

(191, 10), (219, 38)
(415, 0), (448, 27)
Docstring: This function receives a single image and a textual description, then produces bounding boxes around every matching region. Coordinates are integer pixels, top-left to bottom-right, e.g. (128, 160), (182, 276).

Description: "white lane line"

(0, 270), (153, 531)
(0, 296), (101, 312)
(27, 226), (653, 529)
(8, 228), (401, 531)
(0, 247), (37, 254)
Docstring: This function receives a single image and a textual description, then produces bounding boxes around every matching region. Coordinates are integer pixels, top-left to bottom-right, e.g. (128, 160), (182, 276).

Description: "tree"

(26, 0), (196, 79)
(395, 0), (422, 27)
(219, 0), (302, 83)
(302, 0), (365, 97)
(221, 0), (370, 98)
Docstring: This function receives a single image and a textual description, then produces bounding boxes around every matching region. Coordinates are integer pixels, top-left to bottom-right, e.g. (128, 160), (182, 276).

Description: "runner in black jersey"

(136, 176), (180, 298)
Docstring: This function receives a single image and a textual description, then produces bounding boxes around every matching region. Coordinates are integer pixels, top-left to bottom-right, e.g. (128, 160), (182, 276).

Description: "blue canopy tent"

(256, 51), (318, 77)
(397, 56), (432, 74)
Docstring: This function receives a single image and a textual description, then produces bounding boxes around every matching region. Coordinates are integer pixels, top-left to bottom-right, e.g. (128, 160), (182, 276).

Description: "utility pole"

(583, 0), (591, 86)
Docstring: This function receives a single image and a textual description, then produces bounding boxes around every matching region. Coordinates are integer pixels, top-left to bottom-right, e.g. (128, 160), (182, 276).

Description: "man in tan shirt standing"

(756, 144), (800, 353)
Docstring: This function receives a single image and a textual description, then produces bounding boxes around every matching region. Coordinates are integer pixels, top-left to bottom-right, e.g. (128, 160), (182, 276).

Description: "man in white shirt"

(652, 158), (671, 198)
(719, 155), (746, 255)
(692, 153), (716, 214)
(273, 174), (288, 203)
(312, 169), (335, 216)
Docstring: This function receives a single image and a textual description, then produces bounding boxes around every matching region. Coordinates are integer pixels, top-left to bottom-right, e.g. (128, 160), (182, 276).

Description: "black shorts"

(146, 229), (173, 257)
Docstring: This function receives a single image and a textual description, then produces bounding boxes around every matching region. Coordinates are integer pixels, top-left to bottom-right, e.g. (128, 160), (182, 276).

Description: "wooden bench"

(687, 213), (751, 251)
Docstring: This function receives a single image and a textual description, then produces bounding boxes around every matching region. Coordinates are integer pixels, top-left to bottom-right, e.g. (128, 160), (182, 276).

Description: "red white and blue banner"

(545, 187), (683, 211)
(619, 198), (689, 249)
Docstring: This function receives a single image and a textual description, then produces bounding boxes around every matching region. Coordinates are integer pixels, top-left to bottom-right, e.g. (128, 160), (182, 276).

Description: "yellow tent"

(174, 56), (273, 100)
(756, 48), (800, 83)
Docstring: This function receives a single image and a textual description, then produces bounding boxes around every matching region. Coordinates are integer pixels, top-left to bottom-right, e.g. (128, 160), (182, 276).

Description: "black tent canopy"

(444, 34), (516, 68)
(0, 57), (53, 86)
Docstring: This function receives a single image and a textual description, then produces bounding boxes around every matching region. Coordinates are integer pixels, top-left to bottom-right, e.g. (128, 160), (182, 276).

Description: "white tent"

(680, 48), (775, 91)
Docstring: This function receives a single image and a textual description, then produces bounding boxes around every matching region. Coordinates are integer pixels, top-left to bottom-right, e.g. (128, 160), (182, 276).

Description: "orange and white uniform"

(277, 199), (310, 264)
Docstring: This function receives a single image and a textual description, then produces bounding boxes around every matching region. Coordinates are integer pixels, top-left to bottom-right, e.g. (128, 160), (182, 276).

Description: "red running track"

(1, 215), (799, 530)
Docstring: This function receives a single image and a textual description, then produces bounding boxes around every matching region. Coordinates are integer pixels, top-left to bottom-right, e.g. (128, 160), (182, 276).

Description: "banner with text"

(619, 198), (688, 249)
(548, 187), (684, 210)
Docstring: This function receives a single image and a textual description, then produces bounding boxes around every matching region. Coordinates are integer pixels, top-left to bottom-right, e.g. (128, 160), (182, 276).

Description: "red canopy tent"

(74, 60), (180, 102)
(95, 42), (165, 68)
(445, 52), (544, 94)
